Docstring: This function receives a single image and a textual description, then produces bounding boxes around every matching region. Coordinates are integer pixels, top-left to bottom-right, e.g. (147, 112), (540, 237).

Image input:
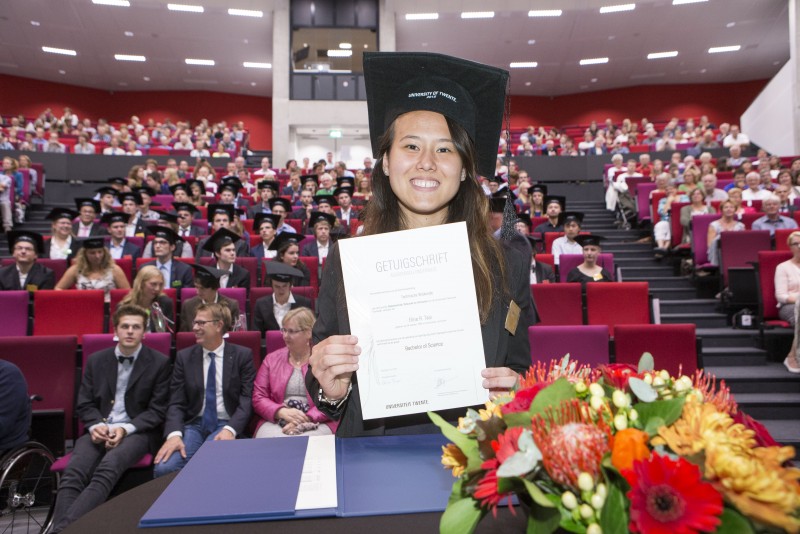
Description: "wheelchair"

(0, 396), (58, 534)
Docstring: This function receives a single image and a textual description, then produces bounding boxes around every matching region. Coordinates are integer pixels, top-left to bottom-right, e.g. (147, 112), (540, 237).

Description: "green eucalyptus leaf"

(637, 352), (654, 373)
(633, 397), (686, 431)
(714, 507), (755, 534)
(428, 411), (482, 472)
(599, 482), (628, 534)
(629, 377), (658, 403)
(560, 353), (571, 373)
(497, 449), (542, 478)
(530, 377), (577, 416)
(522, 478), (556, 508)
(439, 497), (484, 534)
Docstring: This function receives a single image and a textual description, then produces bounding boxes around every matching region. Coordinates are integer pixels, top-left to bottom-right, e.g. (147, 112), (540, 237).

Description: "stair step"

(662, 312), (728, 328)
(625, 276), (694, 289)
(731, 392), (800, 419)
(619, 266), (675, 278)
(651, 287), (698, 300)
(759, 420), (800, 448)
(696, 328), (761, 348)
(660, 299), (719, 314)
(704, 363), (800, 392)
(701, 346), (768, 366)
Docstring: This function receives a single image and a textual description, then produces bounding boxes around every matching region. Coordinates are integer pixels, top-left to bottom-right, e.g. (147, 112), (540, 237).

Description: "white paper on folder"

(338, 222), (486, 420)
(294, 435), (338, 511)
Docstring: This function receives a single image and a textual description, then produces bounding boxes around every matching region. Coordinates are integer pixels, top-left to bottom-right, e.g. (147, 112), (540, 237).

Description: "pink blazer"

(251, 347), (338, 433)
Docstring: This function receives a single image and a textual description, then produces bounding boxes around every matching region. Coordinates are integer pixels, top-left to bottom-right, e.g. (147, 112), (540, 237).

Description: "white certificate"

(338, 222), (486, 420)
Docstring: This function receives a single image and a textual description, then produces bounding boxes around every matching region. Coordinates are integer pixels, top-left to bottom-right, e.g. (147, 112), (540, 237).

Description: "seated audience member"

(50, 305), (170, 533)
(741, 171), (771, 201)
(247, 180), (279, 218)
(56, 237), (130, 301)
(196, 204), (250, 259)
(253, 307), (338, 437)
(723, 169), (746, 193)
(173, 202), (203, 238)
(95, 187), (118, 215)
(270, 197), (299, 234)
(678, 168), (699, 195)
(726, 187), (754, 217)
(73, 198), (107, 238)
(0, 359), (31, 457)
(119, 266), (175, 333)
(153, 302), (255, 476)
(775, 184), (797, 215)
(551, 212), (584, 265)
(528, 241), (555, 285)
(118, 191), (145, 238)
(73, 134), (96, 155)
(203, 228), (250, 289)
(528, 184), (546, 217)
(190, 139), (210, 159)
(727, 145), (746, 168)
(188, 179), (208, 207)
(253, 157), (276, 178)
(334, 185), (356, 226)
(706, 200), (745, 266)
(141, 211), (193, 258)
(102, 212), (141, 261)
(281, 171), (302, 203)
(44, 208), (78, 260)
(722, 124), (750, 149)
(353, 173), (372, 203)
(103, 138), (126, 156)
(18, 154), (38, 192)
(302, 212), (336, 264)
(218, 179), (248, 211)
(272, 232), (311, 287)
(514, 213), (532, 236)
(0, 230), (55, 290)
(179, 264), (241, 332)
(777, 231), (800, 373)
(44, 132), (66, 153)
(752, 195), (799, 236)
(251, 213), (280, 259)
(170, 182), (192, 204)
(680, 188), (716, 246)
(136, 187), (160, 221)
(253, 262), (312, 334)
(533, 196), (565, 234)
(309, 195), (347, 238)
(701, 174), (728, 202)
(141, 226), (194, 291)
(566, 235), (612, 284)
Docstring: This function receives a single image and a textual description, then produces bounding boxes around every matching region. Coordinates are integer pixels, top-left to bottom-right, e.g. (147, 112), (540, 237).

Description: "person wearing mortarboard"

(252, 262), (313, 335)
(141, 211), (194, 259)
(118, 191), (145, 238)
(551, 212), (586, 266)
(565, 235), (612, 285)
(44, 207), (79, 260)
(202, 228), (250, 290)
(135, 186), (161, 222)
(250, 213), (281, 259)
(301, 211), (337, 265)
(308, 194), (347, 238)
(195, 204), (250, 260)
(514, 213), (532, 237)
(305, 52), (533, 437)
(94, 186), (118, 215)
(102, 212), (142, 262)
(55, 237), (130, 302)
(73, 198), (107, 238)
(0, 231), (55, 290)
(176, 264), (242, 333)
(266, 197), (297, 235)
(173, 202), (204, 238)
(333, 185), (356, 227)
(169, 182), (191, 204)
(140, 226), (194, 290)
(246, 180), (279, 220)
(218, 178), (249, 213)
(270, 231), (311, 287)
(529, 184), (547, 217)
(524, 235), (556, 286)
(532, 195), (565, 234)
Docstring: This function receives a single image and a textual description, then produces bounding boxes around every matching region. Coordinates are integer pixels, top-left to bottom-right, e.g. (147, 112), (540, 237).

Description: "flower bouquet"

(430, 355), (800, 534)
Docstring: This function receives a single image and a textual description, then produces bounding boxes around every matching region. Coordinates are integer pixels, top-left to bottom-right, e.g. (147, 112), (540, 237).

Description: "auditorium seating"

(531, 283), (583, 325)
(33, 290), (106, 340)
(586, 282), (650, 335)
(558, 253), (615, 282)
(0, 290), (30, 336)
(81, 333), (172, 360)
(0, 258), (68, 281)
(613, 324), (699, 376)
(754, 251), (793, 331)
(528, 325), (610, 366)
(690, 213), (722, 271)
(175, 330), (262, 368)
(718, 231), (771, 287)
(265, 330), (286, 354)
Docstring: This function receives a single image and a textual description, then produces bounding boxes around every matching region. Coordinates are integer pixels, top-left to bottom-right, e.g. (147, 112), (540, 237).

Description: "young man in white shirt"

(551, 212), (585, 265)
(302, 211), (336, 264)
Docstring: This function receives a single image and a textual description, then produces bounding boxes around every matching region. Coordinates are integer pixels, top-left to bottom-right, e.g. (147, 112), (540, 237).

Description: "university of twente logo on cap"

(407, 91), (457, 102)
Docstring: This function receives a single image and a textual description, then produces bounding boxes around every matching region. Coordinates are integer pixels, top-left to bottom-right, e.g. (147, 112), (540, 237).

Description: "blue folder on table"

(139, 433), (452, 527)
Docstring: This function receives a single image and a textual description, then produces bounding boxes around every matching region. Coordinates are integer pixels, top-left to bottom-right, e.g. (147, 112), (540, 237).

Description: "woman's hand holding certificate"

(310, 335), (360, 402)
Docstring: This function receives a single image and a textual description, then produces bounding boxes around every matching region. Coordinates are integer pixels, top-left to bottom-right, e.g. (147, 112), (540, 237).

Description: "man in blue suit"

(102, 212), (142, 261)
(141, 226), (194, 291)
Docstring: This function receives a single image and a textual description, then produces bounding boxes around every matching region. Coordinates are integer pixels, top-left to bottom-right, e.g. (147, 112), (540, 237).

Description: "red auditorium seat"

(528, 325), (610, 367)
(613, 324), (698, 376)
(300, 256), (320, 294)
(0, 290), (30, 336)
(754, 251), (793, 329)
(175, 330), (262, 368)
(33, 290), (106, 340)
(265, 330), (286, 355)
(586, 282), (650, 336)
(536, 254), (555, 268)
(531, 283), (583, 325)
(719, 231), (771, 287)
(116, 257), (134, 285)
(775, 228), (797, 252)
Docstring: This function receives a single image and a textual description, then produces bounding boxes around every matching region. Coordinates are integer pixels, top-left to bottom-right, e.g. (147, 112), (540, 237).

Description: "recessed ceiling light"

(243, 62), (271, 69)
(115, 54), (146, 62)
(143, 76), (150, 81)
(118, 82), (128, 86)
(124, 31), (134, 37)
(30, 20), (40, 26)
(168, 4), (204, 13)
(647, 51), (678, 59)
(524, 82), (532, 86)
(708, 45), (741, 54)
(528, 10), (562, 17)
(580, 57), (609, 65)
(460, 11), (494, 19)
(58, 70), (66, 75)
(726, 22), (736, 28)
(363, 44), (368, 49)
(327, 50), (352, 57)
(250, 82), (257, 86)
(600, 4), (636, 13)
(405, 13), (438, 20)
(672, 0), (707, 4)
(228, 8), (263, 17)
(510, 62), (538, 68)
(591, 78), (598, 82)
(185, 58), (214, 65)
(42, 46), (77, 56)
(527, 39), (536, 45)
(339, 43), (352, 49)
(92, 0), (130, 6)
(700, 69), (707, 73)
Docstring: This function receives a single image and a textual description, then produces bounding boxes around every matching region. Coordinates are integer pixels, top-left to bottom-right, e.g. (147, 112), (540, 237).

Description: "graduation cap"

(77, 237), (105, 250)
(257, 180), (280, 193)
(264, 261), (304, 283)
(207, 203), (235, 221)
(134, 186), (156, 198)
(488, 175), (505, 184)
(190, 263), (227, 286)
(268, 231), (302, 251)
(489, 197), (507, 213)
(75, 198), (100, 213)
(300, 174), (318, 187)
(364, 51), (509, 179)
(530, 184), (548, 196)
(313, 194), (337, 207)
(267, 198), (293, 212)
(169, 182), (190, 196)
(95, 186), (118, 197)
(172, 202), (198, 215)
(101, 212), (128, 226)
(219, 177), (243, 194)
(107, 177), (127, 187)
(46, 207), (79, 222)
(186, 179), (206, 195)
(309, 211), (337, 227)
(575, 235), (605, 248)
(544, 195), (566, 210)
(558, 212), (584, 227)
(156, 211), (179, 225)
(7, 230), (44, 254)
(253, 213), (281, 231)
(202, 228), (241, 253)
(515, 213), (532, 229)
(336, 176), (355, 189)
(117, 191), (142, 205)
(146, 225), (181, 245)
(333, 186), (353, 198)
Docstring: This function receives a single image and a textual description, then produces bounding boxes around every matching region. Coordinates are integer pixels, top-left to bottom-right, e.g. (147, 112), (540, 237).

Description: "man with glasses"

(153, 302), (255, 477)
(178, 264), (241, 332)
(0, 230), (55, 290)
(196, 204), (250, 259)
(252, 262), (311, 334)
(173, 202), (204, 238)
(752, 195), (799, 236)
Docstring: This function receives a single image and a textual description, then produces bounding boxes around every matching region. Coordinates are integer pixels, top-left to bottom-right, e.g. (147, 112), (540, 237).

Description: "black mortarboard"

(172, 202), (198, 215)
(207, 203), (234, 221)
(46, 208), (79, 222)
(336, 176), (355, 189)
(544, 195), (566, 210)
(313, 194), (337, 207)
(202, 228), (241, 253)
(117, 191), (142, 205)
(169, 182), (190, 195)
(530, 184), (548, 196)
(364, 52), (509, 178)
(516, 213), (532, 228)
(156, 211), (179, 225)
(8, 230), (44, 254)
(268, 231), (301, 251)
(134, 186), (156, 198)
(267, 198), (292, 212)
(575, 235), (605, 248)
(95, 186), (118, 197)
(101, 212), (128, 226)
(300, 174), (318, 186)
(489, 197), (507, 213)
(77, 237), (105, 250)
(253, 213), (281, 231)
(333, 187), (353, 198)
(146, 225), (181, 245)
(257, 180), (280, 193)
(309, 211), (337, 227)
(220, 177), (243, 193)
(186, 179), (206, 195)
(265, 261), (304, 283)
(108, 177), (127, 187)
(488, 175), (504, 184)
(190, 263), (227, 284)
(75, 198), (100, 212)
(558, 212), (584, 227)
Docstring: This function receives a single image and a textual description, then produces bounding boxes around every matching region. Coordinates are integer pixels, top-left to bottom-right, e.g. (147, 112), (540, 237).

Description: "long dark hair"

(360, 116), (506, 324)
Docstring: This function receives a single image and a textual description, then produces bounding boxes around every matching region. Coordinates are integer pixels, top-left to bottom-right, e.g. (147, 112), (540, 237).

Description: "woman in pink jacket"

(252, 307), (339, 437)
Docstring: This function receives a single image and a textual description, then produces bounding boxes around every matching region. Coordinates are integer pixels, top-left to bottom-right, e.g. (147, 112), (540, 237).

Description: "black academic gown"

(0, 262), (56, 290)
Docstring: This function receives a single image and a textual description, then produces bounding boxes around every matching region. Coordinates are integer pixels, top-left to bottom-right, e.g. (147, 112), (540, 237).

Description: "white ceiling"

(0, 0), (790, 98)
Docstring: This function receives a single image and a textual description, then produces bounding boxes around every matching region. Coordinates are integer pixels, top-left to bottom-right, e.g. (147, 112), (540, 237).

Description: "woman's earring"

(460, 170), (466, 182)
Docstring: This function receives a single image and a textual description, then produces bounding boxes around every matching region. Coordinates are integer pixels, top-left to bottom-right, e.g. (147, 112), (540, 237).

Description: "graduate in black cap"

(177, 264), (241, 332)
(306, 52), (533, 437)
(565, 235), (612, 284)
(44, 207), (79, 260)
(250, 213), (281, 259)
(269, 231), (311, 287)
(301, 211), (337, 264)
(252, 262), (312, 334)
(140, 226), (194, 290)
(169, 182), (191, 204)
(529, 184), (547, 217)
(333, 185), (356, 227)
(55, 237), (130, 300)
(551, 212), (585, 265)
(247, 180), (279, 219)
(94, 187), (118, 215)
(300, 174), (318, 195)
(73, 198), (107, 238)
(525, 235), (556, 285)
(309, 194), (347, 238)
(515, 213), (532, 236)
(202, 228), (250, 289)
(187, 179), (207, 207)
(196, 204), (250, 260)
(266, 198), (296, 234)
(102, 212), (142, 261)
(173, 202), (204, 238)
(0, 231), (55, 290)
(134, 187), (161, 222)
(533, 195), (565, 234)
(118, 191), (146, 237)
(218, 179), (249, 211)
(141, 211), (194, 259)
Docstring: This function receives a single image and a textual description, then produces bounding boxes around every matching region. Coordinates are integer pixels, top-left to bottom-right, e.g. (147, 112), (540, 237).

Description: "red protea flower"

(693, 370), (737, 415)
(531, 399), (612, 491)
(623, 454), (724, 534)
(518, 359), (599, 389)
(501, 383), (547, 415)
(598, 363), (640, 390)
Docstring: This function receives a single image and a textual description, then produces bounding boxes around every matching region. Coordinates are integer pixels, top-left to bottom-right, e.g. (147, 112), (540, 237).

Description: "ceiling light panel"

(115, 54), (146, 61)
(92, 0), (130, 6)
(327, 50), (353, 57)
(708, 45), (741, 54)
(673, 0), (708, 4)
(185, 58), (214, 65)
(599, 4), (636, 13)
(42, 46), (77, 56)
(243, 62), (271, 68)
(528, 10), (562, 17)
(580, 57), (609, 65)
(647, 51), (678, 59)
(510, 62), (538, 68)
(168, 4), (204, 13)
(405, 13), (439, 20)
(461, 12), (495, 19)
(228, 8), (263, 17)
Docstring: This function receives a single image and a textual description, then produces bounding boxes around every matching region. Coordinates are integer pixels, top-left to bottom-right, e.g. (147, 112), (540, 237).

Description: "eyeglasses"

(280, 327), (306, 335)
(192, 319), (220, 327)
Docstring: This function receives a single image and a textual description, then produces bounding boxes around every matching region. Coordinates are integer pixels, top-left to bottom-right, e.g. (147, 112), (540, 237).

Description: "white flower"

(561, 491), (578, 510)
